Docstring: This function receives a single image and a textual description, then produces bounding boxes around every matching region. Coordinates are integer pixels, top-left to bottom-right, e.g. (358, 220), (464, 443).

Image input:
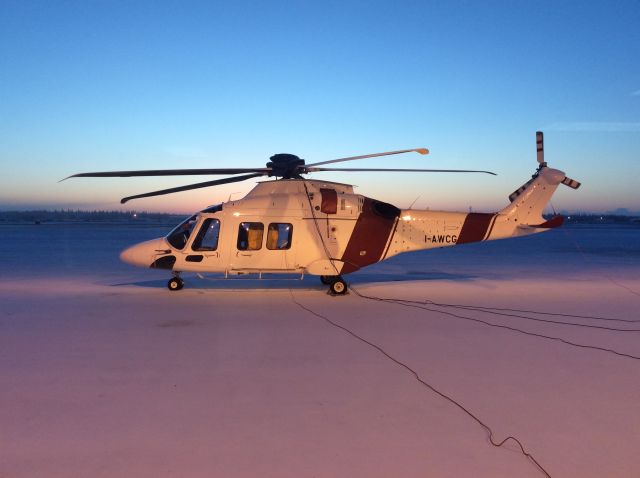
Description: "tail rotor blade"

(561, 176), (581, 189)
(536, 131), (545, 165)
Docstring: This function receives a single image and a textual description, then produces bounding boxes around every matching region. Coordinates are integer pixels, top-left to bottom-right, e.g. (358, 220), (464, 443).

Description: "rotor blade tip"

(416, 148), (429, 155)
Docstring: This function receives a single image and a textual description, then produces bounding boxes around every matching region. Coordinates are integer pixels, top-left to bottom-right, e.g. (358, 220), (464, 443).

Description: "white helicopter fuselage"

(120, 166), (568, 279)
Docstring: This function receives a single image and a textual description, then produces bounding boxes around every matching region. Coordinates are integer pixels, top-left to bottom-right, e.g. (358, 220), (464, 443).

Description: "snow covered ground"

(1, 224), (639, 477)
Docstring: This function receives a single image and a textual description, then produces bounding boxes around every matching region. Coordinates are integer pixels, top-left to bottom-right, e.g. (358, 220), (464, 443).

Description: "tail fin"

(501, 166), (566, 227)
(500, 131), (580, 229)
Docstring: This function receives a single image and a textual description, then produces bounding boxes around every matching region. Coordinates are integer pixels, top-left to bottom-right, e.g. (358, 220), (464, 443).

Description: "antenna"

(408, 196), (421, 209)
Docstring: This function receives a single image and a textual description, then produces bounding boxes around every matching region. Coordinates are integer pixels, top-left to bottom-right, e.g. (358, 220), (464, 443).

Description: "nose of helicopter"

(120, 238), (170, 268)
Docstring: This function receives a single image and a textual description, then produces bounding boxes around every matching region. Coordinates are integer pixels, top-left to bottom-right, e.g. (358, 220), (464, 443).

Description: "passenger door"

(231, 221), (296, 272)
(232, 221), (265, 271)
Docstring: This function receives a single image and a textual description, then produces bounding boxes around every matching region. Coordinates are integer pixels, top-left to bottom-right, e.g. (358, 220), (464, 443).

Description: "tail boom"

(382, 132), (579, 261)
(383, 166), (570, 259)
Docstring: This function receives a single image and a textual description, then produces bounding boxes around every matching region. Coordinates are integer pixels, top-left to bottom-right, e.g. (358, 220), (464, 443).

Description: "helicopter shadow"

(110, 270), (479, 291)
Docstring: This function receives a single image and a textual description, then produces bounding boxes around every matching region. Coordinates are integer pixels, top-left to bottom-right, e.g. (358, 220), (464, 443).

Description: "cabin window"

(167, 215), (197, 250)
(237, 222), (264, 250)
(192, 218), (220, 251)
(266, 223), (293, 250)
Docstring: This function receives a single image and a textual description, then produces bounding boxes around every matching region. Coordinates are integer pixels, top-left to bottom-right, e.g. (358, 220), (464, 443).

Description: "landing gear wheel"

(168, 277), (184, 291)
(329, 277), (347, 295)
(320, 275), (335, 285)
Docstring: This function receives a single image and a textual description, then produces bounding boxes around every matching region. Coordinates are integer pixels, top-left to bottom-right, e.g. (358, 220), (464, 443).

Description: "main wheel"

(329, 278), (347, 295)
(168, 277), (184, 291)
(320, 275), (335, 285)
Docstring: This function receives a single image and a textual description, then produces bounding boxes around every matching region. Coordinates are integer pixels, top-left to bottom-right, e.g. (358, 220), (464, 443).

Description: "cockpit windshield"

(167, 215), (198, 250)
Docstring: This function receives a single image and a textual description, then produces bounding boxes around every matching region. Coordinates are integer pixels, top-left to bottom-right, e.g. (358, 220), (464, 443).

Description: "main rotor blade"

(305, 148), (429, 168)
(120, 173), (265, 204)
(62, 168), (270, 181)
(307, 167), (496, 175)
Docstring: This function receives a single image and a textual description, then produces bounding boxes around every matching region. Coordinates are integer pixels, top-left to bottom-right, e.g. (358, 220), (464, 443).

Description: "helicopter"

(66, 131), (580, 294)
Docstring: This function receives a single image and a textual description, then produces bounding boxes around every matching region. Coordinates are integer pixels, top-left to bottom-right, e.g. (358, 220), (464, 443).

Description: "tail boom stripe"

(482, 213), (499, 241)
(457, 212), (496, 244)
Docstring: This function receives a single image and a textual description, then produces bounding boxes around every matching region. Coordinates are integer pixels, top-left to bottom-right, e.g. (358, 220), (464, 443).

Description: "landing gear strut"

(321, 275), (348, 295)
(167, 273), (184, 291)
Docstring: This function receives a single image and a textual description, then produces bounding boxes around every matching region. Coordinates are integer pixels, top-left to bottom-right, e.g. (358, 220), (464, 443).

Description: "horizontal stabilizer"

(522, 215), (565, 229)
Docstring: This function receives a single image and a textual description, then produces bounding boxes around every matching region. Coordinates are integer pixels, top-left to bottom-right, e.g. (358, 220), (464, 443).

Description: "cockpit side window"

(192, 218), (220, 251)
(167, 215), (197, 250)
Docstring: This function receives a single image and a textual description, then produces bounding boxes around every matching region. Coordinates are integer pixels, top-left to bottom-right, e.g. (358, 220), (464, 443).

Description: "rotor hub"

(267, 154), (306, 179)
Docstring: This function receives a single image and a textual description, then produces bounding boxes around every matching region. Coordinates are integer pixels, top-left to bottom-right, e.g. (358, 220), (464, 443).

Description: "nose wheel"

(168, 276), (184, 291)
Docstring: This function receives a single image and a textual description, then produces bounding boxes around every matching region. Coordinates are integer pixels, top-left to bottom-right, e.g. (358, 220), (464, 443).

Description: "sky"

(0, 0), (638, 214)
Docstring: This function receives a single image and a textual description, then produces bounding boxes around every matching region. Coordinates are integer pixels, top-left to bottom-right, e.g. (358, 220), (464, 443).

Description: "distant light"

(233, 212), (240, 217)
(133, 213), (137, 218)
(402, 214), (412, 221)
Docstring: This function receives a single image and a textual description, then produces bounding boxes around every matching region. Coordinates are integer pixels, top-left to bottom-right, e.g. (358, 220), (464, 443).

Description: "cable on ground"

(350, 287), (640, 362)
(288, 289), (552, 478)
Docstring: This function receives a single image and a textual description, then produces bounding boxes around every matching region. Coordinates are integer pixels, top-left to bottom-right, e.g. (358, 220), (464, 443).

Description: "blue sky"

(1, 0), (638, 213)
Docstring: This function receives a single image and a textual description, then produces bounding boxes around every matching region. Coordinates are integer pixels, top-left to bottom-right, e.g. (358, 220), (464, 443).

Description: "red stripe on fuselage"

(340, 198), (399, 274)
(457, 213), (496, 244)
